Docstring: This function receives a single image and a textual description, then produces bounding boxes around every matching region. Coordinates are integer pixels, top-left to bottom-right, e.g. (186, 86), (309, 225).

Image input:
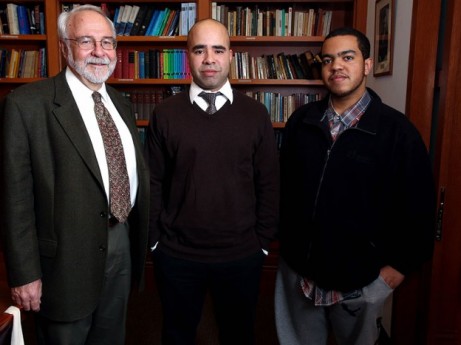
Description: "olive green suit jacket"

(1, 70), (149, 322)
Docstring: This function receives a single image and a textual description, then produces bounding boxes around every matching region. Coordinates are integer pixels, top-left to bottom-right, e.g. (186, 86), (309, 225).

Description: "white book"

(307, 8), (314, 36)
(211, 2), (217, 20)
(117, 4), (132, 35)
(179, 3), (188, 35)
(6, 3), (19, 35)
(124, 5), (139, 35)
(114, 6), (124, 34)
(257, 11), (263, 36)
(287, 7), (292, 36)
(188, 3), (196, 32)
(216, 5), (221, 24)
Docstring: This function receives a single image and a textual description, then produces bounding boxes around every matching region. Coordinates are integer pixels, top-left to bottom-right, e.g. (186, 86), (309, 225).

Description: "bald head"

(187, 19), (230, 50)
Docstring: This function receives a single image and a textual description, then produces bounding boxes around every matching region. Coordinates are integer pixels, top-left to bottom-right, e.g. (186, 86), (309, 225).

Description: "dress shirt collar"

(189, 80), (233, 105)
(65, 67), (110, 102)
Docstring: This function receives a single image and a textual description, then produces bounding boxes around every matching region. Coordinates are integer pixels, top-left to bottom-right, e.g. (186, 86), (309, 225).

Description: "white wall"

(366, 0), (413, 113)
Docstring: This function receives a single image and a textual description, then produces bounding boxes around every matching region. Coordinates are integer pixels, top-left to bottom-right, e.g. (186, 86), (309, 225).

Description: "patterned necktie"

(199, 91), (222, 114)
(92, 91), (131, 223)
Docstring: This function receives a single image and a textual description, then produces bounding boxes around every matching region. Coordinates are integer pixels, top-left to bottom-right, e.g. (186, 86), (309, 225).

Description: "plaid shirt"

(301, 90), (371, 306)
(321, 90), (372, 141)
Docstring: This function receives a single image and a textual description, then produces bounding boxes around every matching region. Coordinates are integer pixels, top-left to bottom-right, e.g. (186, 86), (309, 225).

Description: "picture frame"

(373, 0), (394, 76)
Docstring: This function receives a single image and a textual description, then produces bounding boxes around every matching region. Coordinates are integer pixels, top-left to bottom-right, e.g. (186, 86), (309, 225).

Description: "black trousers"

(153, 248), (265, 345)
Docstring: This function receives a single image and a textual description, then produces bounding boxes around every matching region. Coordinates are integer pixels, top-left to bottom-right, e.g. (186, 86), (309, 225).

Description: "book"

(138, 51), (145, 78)
(27, 6), (38, 34)
(39, 12), (45, 34)
(117, 5), (132, 35)
(179, 3), (188, 35)
(7, 48), (20, 77)
(129, 5), (148, 36)
(290, 54), (305, 79)
(6, 3), (19, 35)
(33, 5), (41, 34)
(113, 48), (123, 78)
(161, 9), (176, 36)
(186, 2), (197, 30)
(303, 50), (318, 79)
(145, 9), (161, 36)
(158, 9), (176, 36)
(150, 8), (169, 36)
(0, 9), (9, 34)
(114, 6), (124, 35)
(138, 7), (156, 36)
(17, 5), (31, 34)
(124, 5), (139, 35)
(166, 10), (181, 36)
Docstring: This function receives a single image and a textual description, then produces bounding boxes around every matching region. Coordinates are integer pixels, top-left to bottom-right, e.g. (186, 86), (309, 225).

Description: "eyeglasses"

(64, 36), (117, 50)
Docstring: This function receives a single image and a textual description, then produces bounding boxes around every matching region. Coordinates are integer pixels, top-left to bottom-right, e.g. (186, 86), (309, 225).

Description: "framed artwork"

(374, 0), (394, 76)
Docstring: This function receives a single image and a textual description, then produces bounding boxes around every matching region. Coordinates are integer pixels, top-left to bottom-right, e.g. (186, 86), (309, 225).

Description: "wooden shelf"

(0, 78), (45, 83)
(137, 119), (286, 128)
(0, 34), (46, 41)
(230, 36), (325, 43)
(108, 78), (192, 85)
(230, 79), (323, 86)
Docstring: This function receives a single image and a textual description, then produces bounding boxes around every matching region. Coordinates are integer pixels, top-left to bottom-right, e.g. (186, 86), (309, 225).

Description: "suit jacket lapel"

(51, 71), (105, 190)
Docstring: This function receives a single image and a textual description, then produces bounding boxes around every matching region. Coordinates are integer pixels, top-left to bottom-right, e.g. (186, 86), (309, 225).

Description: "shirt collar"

(65, 67), (109, 101)
(321, 90), (371, 128)
(189, 80), (233, 104)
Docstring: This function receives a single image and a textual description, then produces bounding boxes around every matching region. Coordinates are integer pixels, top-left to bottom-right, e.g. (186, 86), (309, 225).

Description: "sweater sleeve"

(145, 107), (168, 248)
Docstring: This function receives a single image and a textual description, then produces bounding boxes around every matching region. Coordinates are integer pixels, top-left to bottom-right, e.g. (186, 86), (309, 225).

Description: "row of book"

(121, 86), (321, 124)
(113, 48), (191, 80)
(0, 48), (47, 78)
(0, 3), (45, 35)
(61, 3), (196, 37)
(245, 91), (322, 123)
(113, 3), (196, 36)
(212, 4), (332, 37)
(121, 86), (185, 121)
(231, 50), (322, 80)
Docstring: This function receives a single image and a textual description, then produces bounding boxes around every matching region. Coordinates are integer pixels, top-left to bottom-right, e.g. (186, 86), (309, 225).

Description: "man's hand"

(380, 265), (405, 289)
(11, 279), (42, 312)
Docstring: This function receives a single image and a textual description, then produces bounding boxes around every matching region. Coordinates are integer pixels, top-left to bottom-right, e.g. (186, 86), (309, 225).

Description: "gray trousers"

(275, 258), (393, 345)
(37, 222), (132, 345)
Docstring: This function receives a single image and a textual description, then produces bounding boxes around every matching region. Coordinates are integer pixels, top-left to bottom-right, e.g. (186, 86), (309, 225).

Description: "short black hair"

(322, 27), (371, 59)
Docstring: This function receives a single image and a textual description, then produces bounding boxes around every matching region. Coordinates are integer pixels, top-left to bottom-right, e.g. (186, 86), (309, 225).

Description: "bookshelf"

(0, 0), (366, 127)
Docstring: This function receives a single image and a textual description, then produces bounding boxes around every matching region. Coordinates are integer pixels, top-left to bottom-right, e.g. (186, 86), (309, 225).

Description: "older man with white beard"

(1, 5), (149, 345)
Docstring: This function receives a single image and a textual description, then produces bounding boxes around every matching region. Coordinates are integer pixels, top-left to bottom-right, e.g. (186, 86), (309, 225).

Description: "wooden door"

(397, 0), (461, 344)
(426, 0), (461, 343)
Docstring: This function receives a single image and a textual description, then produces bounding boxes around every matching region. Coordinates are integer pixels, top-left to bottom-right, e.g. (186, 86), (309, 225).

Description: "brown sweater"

(146, 89), (279, 262)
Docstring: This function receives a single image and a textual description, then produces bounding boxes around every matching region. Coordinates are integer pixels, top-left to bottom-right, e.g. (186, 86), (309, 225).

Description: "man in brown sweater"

(145, 19), (279, 345)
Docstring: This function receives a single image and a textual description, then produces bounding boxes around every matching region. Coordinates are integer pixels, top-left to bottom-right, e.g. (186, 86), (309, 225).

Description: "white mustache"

(86, 57), (110, 65)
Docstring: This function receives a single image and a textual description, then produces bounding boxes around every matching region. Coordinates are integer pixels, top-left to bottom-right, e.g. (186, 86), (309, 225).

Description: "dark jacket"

(279, 88), (436, 292)
(1, 70), (149, 321)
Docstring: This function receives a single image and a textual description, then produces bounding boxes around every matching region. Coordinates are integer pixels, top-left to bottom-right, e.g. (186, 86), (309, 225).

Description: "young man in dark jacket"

(275, 27), (435, 345)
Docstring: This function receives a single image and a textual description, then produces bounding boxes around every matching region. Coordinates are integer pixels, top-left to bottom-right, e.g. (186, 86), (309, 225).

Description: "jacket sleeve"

(1, 93), (42, 287)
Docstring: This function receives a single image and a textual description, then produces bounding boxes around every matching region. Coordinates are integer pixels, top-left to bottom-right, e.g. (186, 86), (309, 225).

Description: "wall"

(366, 0), (413, 113)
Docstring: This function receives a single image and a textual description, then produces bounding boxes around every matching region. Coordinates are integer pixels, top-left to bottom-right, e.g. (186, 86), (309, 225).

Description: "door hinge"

(435, 187), (445, 241)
